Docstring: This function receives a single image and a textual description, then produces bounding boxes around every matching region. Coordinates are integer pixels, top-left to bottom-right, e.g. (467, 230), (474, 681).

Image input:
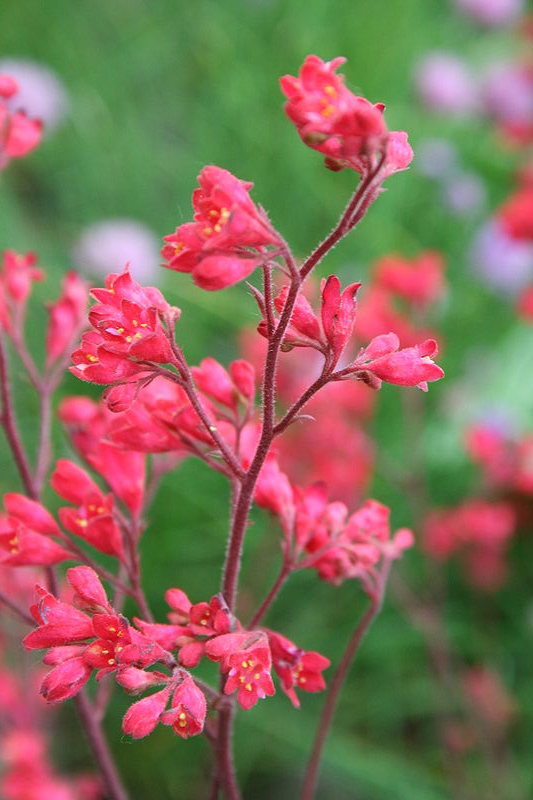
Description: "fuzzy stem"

(248, 561), (292, 628)
(301, 559), (392, 800)
(0, 588), (35, 625)
(0, 326), (35, 497)
(75, 692), (130, 800)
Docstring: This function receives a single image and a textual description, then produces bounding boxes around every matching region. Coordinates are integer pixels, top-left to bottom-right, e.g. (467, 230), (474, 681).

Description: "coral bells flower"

(0, 75), (42, 170)
(46, 271), (88, 365)
(423, 501), (515, 590)
(71, 267), (179, 385)
(123, 687), (171, 739)
(0, 250), (43, 333)
(24, 567), (174, 702)
(51, 460), (125, 560)
(498, 187), (533, 242)
(162, 166), (281, 290)
(0, 493), (69, 566)
(206, 632), (276, 710)
(267, 631), (330, 708)
(350, 333), (444, 391)
(161, 675), (206, 739)
(281, 56), (387, 171)
(373, 251), (446, 309)
(281, 56), (411, 176)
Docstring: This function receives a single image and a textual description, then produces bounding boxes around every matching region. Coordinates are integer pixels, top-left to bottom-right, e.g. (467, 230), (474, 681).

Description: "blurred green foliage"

(1, 0), (533, 798)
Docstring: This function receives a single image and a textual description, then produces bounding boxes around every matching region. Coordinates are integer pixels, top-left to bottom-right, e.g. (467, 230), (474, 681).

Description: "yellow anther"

(247, 660), (254, 668)
(102, 649), (109, 655)
(179, 720), (187, 727)
(208, 209), (219, 218)
(132, 319), (138, 327)
(134, 332), (143, 339)
(8, 537), (18, 547)
(220, 207), (230, 220)
(324, 85), (337, 97)
(239, 676), (245, 683)
(10, 546), (19, 553)
(125, 335), (132, 343)
(88, 504), (96, 512)
(117, 630), (123, 637)
(245, 683), (252, 691)
(116, 645), (123, 652)
(179, 712), (186, 721)
(321, 105), (335, 117)
(108, 627), (116, 633)
(108, 658), (115, 665)
(97, 506), (105, 514)
(109, 287), (115, 294)
(200, 619), (208, 626)
(254, 673), (260, 680)
(213, 224), (221, 233)
(203, 226), (213, 236)
(77, 519), (88, 528)
(87, 354), (98, 362)
(117, 327), (125, 334)
(140, 323), (148, 328)
(299, 677), (307, 684)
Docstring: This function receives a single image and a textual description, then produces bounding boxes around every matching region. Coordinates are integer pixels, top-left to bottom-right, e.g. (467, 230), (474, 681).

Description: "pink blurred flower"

(482, 63), (533, 127)
(454, 0), (524, 27)
(0, 58), (69, 132)
(414, 53), (479, 115)
(73, 220), (161, 284)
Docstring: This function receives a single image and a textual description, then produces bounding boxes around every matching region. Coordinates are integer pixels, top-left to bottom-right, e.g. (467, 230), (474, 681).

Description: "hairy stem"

(75, 692), (130, 800)
(301, 560), (391, 800)
(248, 561), (292, 628)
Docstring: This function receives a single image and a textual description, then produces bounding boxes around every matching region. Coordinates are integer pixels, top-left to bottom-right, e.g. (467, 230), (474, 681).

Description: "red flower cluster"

(71, 268), (180, 386)
(24, 568), (173, 703)
(423, 501), (516, 590)
(280, 56), (412, 175)
(0, 250), (43, 334)
(162, 166), (281, 290)
(466, 423), (533, 494)
(0, 75), (42, 171)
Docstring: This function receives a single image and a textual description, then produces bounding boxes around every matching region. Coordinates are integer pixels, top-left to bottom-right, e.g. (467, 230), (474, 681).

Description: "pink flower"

(206, 632), (276, 710)
(123, 688), (171, 739)
(374, 251), (446, 309)
(0, 250), (43, 332)
(71, 268), (179, 385)
(161, 676), (206, 738)
(454, 0), (524, 27)
(414, 53), (479, 116)
(321, 276), (361, 366)
(280, 55), (388, 173)
(46, 271), (88, 365)
(267, 631), (330, 708)
(352, 334), (444, 391)
(0, 76), (42, 170)
(162, 166), (280, 290)
(0, 494), (69, 567)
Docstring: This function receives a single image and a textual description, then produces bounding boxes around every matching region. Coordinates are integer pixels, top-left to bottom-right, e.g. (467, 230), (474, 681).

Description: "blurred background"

(1, 0), (533, 798)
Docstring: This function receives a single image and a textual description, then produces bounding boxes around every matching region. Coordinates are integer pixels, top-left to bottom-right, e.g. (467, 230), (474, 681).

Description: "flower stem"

(75, 692), (130, 800)
(301, 559), (392, 800)
(248, 562), (292, 628)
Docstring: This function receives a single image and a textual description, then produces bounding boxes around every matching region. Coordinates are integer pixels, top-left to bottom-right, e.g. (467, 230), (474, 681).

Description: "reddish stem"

(248, 561), (292, 628)
(300, 559), (392, 800)
(0, 588), (35, 625)
(0, 326), (35, 497)
(75, 692), (129, 800)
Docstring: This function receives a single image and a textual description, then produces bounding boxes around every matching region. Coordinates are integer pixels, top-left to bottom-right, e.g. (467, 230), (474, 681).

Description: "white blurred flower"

(73, 219), (161, 284)
(442, 172), (487, 216)
(0, 58), (69, 132)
